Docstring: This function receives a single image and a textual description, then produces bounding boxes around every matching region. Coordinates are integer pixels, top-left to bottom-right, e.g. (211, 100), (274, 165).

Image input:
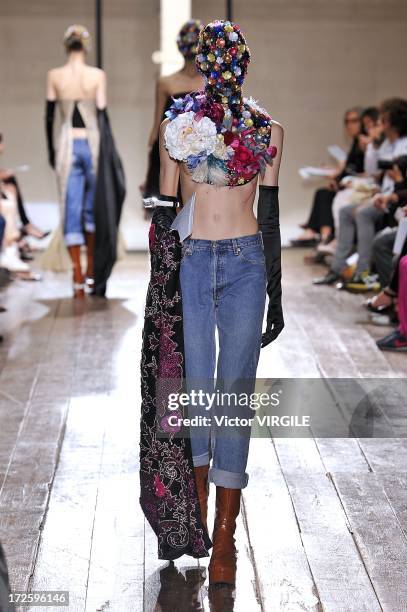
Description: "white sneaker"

(0, 244), (30, 272)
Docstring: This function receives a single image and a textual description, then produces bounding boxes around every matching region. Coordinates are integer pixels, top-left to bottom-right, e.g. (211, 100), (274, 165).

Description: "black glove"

(45, 100), (56, 169)
(257, 185), (284, 347)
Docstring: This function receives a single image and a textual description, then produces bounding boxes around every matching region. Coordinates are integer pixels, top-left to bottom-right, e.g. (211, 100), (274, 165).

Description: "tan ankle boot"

(84, 231), (95, 291)
(194, 465), (209, 532)
(208, 486), (241, 586)
(68, 245), (84, 298)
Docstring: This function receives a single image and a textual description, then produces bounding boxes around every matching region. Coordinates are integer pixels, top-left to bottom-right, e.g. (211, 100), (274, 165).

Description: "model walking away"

(140, 20), (284, 595)
(42, 25), (125, 297)
(140, 19), (204, 217)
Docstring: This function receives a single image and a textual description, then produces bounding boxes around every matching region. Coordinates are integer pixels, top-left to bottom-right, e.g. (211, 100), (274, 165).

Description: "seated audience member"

(318, 107), (382, 256)
(0, 133), (49, 261)
(313, 98), (407, 290)
(377, 253), (407, 352)
(0, 212), (7, 300)
(0, 177), (31, 273)
(370, 176), (407, 289)
(292, 107), (365, 247)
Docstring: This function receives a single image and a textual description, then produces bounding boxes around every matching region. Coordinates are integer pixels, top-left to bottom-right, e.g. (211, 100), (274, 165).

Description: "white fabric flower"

(244, 96), (268, 116)
(213, 135), (233, 161)
(191, 159), (208, 183)
(164, 111), (218, 161)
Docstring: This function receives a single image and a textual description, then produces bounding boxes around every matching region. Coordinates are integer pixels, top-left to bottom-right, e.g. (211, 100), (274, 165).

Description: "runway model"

(140, 19), (204, 215)
(140, 20), (284, 590)
(42, 25), (125, 297)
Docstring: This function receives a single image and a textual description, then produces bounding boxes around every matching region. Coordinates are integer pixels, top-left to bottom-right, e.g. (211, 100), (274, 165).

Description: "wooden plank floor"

(0, 249), (406, 612)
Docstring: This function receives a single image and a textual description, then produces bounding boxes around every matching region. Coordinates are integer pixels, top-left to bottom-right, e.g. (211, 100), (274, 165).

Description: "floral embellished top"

(164, 91), (277, 187)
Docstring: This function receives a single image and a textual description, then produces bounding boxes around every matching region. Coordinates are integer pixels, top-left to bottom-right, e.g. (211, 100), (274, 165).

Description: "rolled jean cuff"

(64, 232), (85, 247)
(209, 467), (249, 489)
(84, 222), (95, 233)
(192, 452), (210, 467)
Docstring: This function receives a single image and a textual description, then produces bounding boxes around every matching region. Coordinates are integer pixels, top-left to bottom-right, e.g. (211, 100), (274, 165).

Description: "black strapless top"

(72, 101), (86, 128)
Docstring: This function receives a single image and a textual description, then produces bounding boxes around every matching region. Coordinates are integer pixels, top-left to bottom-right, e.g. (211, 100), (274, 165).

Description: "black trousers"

(305, 188), (335, 233)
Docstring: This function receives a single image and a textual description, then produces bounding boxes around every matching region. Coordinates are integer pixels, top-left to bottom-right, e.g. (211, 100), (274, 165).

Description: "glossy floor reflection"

(0, 252), (406, 611)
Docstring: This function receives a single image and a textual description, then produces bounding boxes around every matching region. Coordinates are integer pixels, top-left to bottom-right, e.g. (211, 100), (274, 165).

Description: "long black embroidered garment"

(140, 207), (212, 560)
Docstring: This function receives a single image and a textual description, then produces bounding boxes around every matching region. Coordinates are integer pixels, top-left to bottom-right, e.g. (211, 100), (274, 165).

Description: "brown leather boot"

(194, 465), (209, 532)
(208, 487), (241, 586)
(67, 245), (84, 298)
(84, 231), (95, 291)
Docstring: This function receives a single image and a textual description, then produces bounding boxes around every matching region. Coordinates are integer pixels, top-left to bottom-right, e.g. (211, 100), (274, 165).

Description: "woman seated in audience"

(0, 133), (49, 260)
(292, 107), (380, 247)
(0, 174), (32, 274)
(317, 108), (382, 255)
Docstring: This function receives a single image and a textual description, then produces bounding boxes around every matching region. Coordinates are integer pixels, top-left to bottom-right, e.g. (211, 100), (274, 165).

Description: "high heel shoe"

(21, 224), (51, 240)
(73, 281), (85, 298)
(84, 277), (95, 293)
(208, 487), (241, 587)
(84, 231), (95, 294)
(194, 465), (209, 533)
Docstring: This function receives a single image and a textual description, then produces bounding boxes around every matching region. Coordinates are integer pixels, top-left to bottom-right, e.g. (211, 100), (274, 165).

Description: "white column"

(160, 0), (191, 76)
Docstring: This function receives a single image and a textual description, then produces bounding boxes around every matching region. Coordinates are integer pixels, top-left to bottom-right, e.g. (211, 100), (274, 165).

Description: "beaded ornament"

(177, 19), (204, 59)
(165, 20), (276, 186)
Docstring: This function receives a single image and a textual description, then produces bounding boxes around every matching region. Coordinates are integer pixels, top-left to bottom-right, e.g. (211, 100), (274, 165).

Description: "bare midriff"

(71, 127), (88, 139)
(179, 164), (258, 240)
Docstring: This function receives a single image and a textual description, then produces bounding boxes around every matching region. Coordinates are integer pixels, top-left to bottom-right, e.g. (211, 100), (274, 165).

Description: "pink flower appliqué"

(154, 474), (167, 498)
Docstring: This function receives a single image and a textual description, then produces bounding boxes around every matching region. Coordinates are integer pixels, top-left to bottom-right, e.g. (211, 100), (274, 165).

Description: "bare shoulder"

(86, 66), (106, 80)
(47, 66), (63, 80)
(271, 120), (284, 137)
(159, 117), (170, 136)
(157, 74), (171, 93)
(271, 120), (284, 132)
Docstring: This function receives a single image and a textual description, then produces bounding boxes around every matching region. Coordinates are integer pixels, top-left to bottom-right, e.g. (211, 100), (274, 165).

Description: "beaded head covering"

(195, 20), (250, 114)
(63, 25), (91, 52)
(177, 19), (204, 60)
(165, 20), (276, 186)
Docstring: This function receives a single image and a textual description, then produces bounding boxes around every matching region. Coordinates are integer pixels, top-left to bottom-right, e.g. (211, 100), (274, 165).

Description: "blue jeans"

(180, 232), (267, 489)
(64, 139), (96, 246)
(0, 215), (5, 248)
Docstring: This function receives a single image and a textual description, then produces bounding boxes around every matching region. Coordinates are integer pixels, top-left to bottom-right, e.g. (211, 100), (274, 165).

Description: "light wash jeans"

(64, 139), (96, 246)
(180, 232), (267, 489)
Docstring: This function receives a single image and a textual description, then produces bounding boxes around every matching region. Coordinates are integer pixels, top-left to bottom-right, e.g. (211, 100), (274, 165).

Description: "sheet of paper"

(11, 164), (30, 173)
(299, 166), (336, 180)
(170, 192), (196, 242)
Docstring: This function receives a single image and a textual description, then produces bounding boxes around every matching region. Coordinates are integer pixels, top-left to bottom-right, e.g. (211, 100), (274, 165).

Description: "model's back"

(48, 63), (103, 101)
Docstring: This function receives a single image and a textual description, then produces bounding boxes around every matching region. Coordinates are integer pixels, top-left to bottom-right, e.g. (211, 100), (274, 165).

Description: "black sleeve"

(257, 185), (284, 347)
(45, 100), (56, 169)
